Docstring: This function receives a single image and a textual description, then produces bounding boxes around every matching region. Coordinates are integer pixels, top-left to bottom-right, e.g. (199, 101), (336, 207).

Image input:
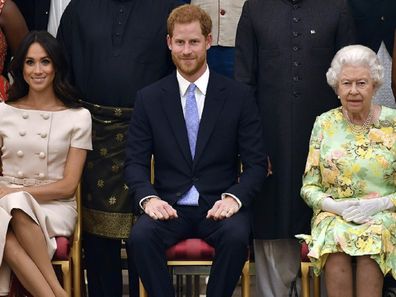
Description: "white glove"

(321, 197), (359, 216)
(342, 196), (394, 224)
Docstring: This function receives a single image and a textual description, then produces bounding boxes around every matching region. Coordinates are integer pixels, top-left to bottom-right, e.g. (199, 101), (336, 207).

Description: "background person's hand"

(143, 198), (178, 220)
(206, 196), (239, 220)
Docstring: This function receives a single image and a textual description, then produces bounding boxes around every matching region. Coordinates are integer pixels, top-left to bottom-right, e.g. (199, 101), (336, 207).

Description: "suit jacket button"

(176, 192), (182, 197)
(193, 177), (199, 182)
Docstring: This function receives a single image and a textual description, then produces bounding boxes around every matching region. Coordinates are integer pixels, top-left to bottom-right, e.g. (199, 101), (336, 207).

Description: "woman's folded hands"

(321, 196), (394, 224)
(342, 196), (394, 224)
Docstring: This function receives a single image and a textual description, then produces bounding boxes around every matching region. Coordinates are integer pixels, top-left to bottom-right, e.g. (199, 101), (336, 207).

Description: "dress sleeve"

(300, 116), (329, 211)
(388, 113), (396, 206)
(71, 108), (92, 150)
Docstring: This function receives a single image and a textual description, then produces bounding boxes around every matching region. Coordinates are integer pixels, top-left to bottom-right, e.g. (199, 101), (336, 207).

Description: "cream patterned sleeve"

(71, 108), (92, 150)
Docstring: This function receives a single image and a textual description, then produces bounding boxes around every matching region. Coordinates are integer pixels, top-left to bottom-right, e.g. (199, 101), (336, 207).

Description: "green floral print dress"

(296, 106), (396, 277)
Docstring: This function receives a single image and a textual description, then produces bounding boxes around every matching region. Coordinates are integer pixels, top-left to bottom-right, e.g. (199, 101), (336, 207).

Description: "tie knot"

(187, 83), (196, 94)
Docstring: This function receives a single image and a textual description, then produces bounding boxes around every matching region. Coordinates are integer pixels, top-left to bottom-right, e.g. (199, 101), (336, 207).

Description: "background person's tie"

(178, 84), (200, 205)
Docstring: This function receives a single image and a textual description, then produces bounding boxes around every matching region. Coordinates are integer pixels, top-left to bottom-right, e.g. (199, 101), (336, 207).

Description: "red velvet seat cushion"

(53, 236), (70, 260)
(166, 238), (215, 261)
(300, 242), (310, 262)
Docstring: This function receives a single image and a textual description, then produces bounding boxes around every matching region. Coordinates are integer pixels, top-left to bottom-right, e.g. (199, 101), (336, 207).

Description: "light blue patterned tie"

(178, 84), (200, 205)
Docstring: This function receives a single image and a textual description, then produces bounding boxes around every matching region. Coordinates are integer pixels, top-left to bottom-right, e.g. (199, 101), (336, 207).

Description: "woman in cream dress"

(0, 31), (91, 297)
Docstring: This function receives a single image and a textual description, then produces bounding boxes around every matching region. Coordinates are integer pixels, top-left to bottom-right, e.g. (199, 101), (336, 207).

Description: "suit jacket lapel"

(161, 74), (192, 165)
(194, 74), (226, 165)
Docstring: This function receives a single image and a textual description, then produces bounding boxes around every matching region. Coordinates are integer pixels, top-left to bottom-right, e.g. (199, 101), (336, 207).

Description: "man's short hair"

(167, 4), (212, 38)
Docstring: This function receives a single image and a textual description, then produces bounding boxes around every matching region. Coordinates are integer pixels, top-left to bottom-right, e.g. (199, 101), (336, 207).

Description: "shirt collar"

(177, 66), (210, 97)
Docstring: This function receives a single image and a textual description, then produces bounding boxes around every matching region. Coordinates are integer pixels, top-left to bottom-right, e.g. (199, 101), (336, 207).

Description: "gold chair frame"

(52, 184), (82, 297)
(301, 261), (320, 297)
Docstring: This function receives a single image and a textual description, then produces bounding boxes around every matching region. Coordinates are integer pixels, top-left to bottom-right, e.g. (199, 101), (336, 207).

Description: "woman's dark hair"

(8, 31), (80, 108)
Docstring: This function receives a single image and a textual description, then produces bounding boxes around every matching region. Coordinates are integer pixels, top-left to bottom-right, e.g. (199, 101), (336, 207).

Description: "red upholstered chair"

(139, 238), (250, 297)
(300, 242), (320, 297)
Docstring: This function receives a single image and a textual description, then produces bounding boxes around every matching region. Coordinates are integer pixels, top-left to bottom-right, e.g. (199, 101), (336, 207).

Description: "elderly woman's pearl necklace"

(342, 106), (373, 134)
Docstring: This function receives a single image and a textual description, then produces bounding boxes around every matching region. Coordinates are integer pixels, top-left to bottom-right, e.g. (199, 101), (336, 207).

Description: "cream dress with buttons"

(0, 102), (92, 295)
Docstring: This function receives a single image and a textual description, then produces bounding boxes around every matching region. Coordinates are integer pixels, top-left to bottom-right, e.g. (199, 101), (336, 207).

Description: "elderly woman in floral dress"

(297, 44), (396, 297)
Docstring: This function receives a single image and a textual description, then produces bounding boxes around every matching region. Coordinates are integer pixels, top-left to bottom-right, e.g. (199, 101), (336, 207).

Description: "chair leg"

(313, 272), (321, 297)
(60, 262), (72, 297)
(241, 260), (250, 297)
(301, 262), (310, 297)
(139, 278), (148, 297)
(72, 250), (81, 297)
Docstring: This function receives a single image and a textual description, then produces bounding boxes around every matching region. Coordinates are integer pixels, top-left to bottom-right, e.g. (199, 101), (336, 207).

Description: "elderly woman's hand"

(0, 186), (18, 198)
(321, 197), (359, 216)
(342, 196), (394, 224)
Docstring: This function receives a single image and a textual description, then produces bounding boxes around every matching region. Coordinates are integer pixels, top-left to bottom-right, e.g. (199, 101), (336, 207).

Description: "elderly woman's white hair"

(326, 44), (384, 92)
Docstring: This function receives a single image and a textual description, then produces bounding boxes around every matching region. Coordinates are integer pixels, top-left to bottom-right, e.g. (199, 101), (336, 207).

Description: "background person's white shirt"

(48, 0), (71, 37)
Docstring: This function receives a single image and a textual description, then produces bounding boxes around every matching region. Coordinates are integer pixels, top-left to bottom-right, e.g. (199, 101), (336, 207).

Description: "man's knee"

(128, 216), (157, 251)
(218, 219), (249, 250)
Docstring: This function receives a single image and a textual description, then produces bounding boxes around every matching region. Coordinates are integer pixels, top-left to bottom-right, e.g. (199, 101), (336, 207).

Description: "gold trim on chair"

(52, 184), (82, 297)
(300, 261), (321, 297)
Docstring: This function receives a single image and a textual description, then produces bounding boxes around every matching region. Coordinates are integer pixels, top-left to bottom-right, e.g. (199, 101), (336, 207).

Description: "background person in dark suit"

(347, 0), (396, 56)
(234, 0), (355, 296)
(13, 0), (50, 30)
(124, 4), (267, 297)
(347, 0), (396, 108)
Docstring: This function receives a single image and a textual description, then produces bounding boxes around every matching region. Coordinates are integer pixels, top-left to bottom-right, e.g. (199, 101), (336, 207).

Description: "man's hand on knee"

(144, 198), (178, 220)
(206, 196), (239, 220)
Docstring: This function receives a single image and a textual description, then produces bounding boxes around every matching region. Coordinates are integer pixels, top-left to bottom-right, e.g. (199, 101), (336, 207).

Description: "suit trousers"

(128, 203), (250, 297)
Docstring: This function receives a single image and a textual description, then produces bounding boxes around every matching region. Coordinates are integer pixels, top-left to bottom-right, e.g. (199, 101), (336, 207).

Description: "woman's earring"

(337, 95), (341, 100)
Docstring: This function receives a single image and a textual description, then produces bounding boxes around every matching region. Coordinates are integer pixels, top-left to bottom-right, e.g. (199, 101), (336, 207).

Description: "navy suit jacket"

(124, 71), (267, 213)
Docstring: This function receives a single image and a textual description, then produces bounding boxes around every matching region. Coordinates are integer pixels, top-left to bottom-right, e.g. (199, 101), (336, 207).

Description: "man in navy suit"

(124, 4), (267, 297)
